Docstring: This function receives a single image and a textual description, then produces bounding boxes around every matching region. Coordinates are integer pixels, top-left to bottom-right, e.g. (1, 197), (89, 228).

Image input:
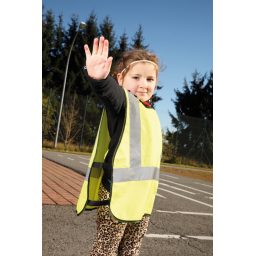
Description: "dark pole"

(173, 113), (180, 160)
(79, 94), (89, 149)
(200, 117), (207, 165)
(42, 88), (52, 144)
(54, 22), (85, 148)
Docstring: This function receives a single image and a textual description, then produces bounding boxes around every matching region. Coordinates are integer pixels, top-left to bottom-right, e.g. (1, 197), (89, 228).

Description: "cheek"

(123, 81), (138, 93)
(149, 84), (156, 92)
(130, 85), (138, 93)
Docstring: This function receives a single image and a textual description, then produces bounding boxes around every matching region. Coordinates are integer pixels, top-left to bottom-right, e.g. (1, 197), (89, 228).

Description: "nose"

(139, 79), (148, 89)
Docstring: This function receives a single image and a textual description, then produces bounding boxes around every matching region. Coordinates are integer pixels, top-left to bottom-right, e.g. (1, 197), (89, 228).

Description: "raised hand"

(84, 36), (113, 80)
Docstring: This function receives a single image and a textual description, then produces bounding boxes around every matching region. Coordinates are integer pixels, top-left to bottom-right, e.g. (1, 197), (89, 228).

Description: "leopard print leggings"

(89, 183), (150, 256)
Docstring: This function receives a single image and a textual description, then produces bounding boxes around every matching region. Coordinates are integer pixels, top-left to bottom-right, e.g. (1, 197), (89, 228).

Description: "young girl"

(76, 36), (163, 255)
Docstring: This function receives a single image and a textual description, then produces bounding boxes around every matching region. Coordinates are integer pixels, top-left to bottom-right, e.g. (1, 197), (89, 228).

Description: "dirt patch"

(160, 167), (213, 183)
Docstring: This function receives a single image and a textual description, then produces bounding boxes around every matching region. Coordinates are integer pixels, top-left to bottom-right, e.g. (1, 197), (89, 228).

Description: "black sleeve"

(82, 66), (126, 115)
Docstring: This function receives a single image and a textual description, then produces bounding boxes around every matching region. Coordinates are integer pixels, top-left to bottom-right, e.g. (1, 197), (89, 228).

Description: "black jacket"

(83, 67), (152, 191)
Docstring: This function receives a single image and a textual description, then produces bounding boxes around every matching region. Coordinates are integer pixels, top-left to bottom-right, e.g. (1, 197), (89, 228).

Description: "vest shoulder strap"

(92, 162), (113, 169)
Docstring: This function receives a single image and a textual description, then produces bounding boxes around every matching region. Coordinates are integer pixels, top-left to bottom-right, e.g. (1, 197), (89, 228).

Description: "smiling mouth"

(137, 92), (146, 93)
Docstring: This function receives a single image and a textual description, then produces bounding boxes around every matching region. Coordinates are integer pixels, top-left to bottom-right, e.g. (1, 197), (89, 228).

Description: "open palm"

(84, 36), (113, 80)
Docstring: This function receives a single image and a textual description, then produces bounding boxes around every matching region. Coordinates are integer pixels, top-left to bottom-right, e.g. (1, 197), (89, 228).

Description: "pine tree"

(130, 24), (149, 50)
(170, 70), (213, 120)
(41, 8), (103, 146)
(84, 10), (100, 52)
(50, 13), (66, 92)
(202, 71), (213, 120)
(62, 14), (88, 95)
(151, 84), (163, 109)
(82, 10), (100, 95)
(116, 29), (129, 60)
(162, 127), (175, 161)
(80, 11), (104, 145)
(42, 8), (56, 89)
(168, 70), (213, 164)
(99, 15), (118, 75)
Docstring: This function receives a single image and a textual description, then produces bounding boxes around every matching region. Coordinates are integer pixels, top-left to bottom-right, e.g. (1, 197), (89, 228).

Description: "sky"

(42, 0), (213, 132)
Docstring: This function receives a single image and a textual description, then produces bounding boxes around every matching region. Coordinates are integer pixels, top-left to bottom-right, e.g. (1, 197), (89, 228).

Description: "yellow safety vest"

(76, 88), (162, 223)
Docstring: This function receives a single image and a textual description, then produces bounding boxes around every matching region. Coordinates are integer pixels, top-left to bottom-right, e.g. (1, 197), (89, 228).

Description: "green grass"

(160, 167), (213, 183)
(42, 140), (93, 155)
(42, 140), (213, 171)
(161, 154), (213, 171)
(160, 162), (213, 171)
(42, 147), (92, 156)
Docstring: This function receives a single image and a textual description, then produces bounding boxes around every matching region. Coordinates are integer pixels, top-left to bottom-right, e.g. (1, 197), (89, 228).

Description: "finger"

(92, 38), (98, 55)
(104, 56), (113, 71)
(84, 44), (91, 58)
(98, 36), (104, 56)
(102, 39), (109, 59)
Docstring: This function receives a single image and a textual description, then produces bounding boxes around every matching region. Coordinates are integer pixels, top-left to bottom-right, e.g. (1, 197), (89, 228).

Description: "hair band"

(120, 60), (158, 75)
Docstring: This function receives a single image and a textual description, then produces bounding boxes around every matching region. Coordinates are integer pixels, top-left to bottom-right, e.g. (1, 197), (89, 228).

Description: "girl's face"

(117, 63), (157, 102)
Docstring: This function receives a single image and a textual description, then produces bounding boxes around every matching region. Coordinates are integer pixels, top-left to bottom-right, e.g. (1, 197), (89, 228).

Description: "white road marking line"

(77, 156), (90, 160)
(159, 183), (195, 195)
(156, 210), (213, 216)
(58, 155), (63, 157)
(186, 236), (213, 240)
(67, 158), (74, 160)
(204, 196), (213, 199)
(145, 234), (213, 240)
(156, 193), (167, 199)
(161, 174), (179, 179)
(160, 178), (213, 195)
(145, 234), (181, 239)
(80, 162), (88, 165)
(158, 188), (213, 208)
(194, 182), (213, 188)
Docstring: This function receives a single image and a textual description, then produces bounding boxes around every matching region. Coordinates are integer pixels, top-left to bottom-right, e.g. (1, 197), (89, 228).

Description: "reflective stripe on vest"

(112, 91), (160, 182)
(76, 88), (162, 222)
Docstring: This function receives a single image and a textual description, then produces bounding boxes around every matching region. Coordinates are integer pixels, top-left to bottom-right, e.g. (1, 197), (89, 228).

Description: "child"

(76, 36), (163, 255)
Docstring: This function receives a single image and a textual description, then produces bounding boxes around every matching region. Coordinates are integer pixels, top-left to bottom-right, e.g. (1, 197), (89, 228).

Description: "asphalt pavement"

(42, 150), (213, 255)
(42, 150), (212, 175)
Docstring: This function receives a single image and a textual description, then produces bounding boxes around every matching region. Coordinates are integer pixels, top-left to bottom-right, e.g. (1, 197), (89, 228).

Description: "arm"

(84, 37), (126, 115)
(83, 67), (126, 115)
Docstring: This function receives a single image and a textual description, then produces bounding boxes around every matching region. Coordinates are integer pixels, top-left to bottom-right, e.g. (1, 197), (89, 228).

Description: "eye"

(133, 76), (139, 80)
(147, 78), (154, 82)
